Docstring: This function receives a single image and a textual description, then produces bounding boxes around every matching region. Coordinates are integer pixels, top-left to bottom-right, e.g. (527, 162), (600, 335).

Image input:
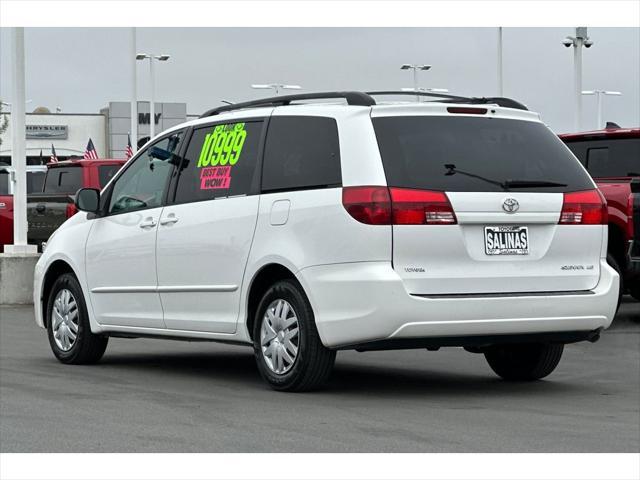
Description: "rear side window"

(43, 167), (82, 194)
(262, 116), (341, 192)
(174, 121), (263, 203)
(565, 138), (640, 177)
(372, 116), (594, 193)
(98, 165), (120, 188)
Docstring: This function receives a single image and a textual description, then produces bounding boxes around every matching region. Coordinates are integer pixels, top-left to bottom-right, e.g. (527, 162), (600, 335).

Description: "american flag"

(50, 144), (58, 163)
(125, 133), (133, 160)
(83, 138), (99, 160)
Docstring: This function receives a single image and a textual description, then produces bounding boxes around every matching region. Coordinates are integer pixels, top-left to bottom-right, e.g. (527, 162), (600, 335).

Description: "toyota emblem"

(502, 198), (519, 213)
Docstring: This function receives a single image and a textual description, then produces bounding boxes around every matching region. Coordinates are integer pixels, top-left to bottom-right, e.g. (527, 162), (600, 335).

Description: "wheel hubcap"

(260, 299), (300, 375)
(51, 289), (79, 352)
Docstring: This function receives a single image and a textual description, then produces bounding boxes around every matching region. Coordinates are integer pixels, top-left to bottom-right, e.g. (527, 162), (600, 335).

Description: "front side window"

(261, 116), (342, 192)
(174, 121), (263, 203)
(108, 132), (183, 214)
(0, 171), (9, 195)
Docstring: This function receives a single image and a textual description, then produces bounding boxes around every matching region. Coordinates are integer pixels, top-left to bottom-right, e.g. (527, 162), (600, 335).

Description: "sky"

(0, 27), (638, 133)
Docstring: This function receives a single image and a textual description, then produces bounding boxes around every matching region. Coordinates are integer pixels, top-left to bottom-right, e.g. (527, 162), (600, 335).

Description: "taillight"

(342, 186), (391, 225)
(559, 189), (607, 225)
(342, 186), (457, 225)
(66, 203), (78, 218)
(389, 188), (457, 225)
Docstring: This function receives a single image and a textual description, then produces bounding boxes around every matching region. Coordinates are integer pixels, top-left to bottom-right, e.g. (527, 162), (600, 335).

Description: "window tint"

(262, 116), (341, 192)
(27, 171), (45, 194)
(98, 164), (120, 188)
(43, 167), (82, 194)
(373, 116), (594, 193)
(108, 132), (183, 214)
(174, 121), (262, 203)
(565, 138), (639, 177)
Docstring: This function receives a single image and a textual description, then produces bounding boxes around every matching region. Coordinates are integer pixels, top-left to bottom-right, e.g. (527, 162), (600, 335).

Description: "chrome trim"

(91, 285), (238, 294)
(157, 285), (238, 293)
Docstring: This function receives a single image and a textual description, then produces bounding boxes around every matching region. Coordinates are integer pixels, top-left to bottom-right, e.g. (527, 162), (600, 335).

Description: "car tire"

(607, 253), (623, 313)
(253, 279), (336, 392)
(46, 273), (108, 364)
(484, 343), (564, 381)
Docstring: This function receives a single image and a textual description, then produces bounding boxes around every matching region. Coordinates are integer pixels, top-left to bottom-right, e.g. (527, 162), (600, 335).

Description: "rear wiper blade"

(503, 180), (568, 188)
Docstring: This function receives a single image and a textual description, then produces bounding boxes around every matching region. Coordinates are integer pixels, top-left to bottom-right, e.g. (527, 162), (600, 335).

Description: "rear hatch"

(371, 108), (605, 295)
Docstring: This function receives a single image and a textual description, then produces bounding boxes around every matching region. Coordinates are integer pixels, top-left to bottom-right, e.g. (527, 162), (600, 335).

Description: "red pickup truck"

(560, 127), (639, 301)
(0, 164), (47, 251)
(26, 159), (125, 249)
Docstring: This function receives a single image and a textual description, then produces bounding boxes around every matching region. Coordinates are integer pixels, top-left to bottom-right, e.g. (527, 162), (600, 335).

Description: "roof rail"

(200, 91), (375, 118)
(366, 91), (528, 111)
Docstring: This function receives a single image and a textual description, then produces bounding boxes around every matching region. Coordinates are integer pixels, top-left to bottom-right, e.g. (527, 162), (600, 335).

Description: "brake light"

(342, 186), (391, 225)
(559, 190), (607, 225)
(66, 203), (78, 218)
(447, 107), (488, 115)
(390, 188), (457, 225)
(342, 187), (457, 225)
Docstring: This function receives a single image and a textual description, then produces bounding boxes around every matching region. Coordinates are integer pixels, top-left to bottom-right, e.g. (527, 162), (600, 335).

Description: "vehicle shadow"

(96, 346), (595, 399)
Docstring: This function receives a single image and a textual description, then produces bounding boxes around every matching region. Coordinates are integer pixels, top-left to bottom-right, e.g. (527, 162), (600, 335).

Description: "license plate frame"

(484, 226), (529, 256)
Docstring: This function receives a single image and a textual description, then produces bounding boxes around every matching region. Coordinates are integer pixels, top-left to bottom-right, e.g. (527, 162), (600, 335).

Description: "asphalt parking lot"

(0, 299), (638, 453)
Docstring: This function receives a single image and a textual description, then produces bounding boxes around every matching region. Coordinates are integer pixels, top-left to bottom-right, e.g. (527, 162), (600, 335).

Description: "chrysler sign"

(26, 125), (68, 140)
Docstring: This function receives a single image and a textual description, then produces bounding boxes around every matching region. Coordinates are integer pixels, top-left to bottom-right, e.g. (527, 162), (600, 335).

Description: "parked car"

(0, 164), (47, 251)
(560, 127), (639, 301)
(33, 91), (619, 391)
(27, 159), (125, 249)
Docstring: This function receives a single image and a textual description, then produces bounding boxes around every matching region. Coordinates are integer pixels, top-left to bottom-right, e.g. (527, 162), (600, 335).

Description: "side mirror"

(75, 188), (100, 213)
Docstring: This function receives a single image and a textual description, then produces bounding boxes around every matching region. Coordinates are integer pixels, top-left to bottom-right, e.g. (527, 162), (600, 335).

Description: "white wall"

(0, 113), (106, 159)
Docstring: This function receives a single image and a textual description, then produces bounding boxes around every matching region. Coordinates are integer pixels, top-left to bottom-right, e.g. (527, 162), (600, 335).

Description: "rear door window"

(373, 116), (594, 193)
(262, 116), (341, 192)
(174, 121), (263, 204)
(43, 167), (83, 194)
(27, 171), (45, 193)
(565, 138), (640, 177)
(0, 171), (9, 195)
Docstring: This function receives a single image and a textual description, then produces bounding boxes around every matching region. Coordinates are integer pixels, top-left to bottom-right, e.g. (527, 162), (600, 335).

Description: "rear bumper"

(298, 259), (619, 349)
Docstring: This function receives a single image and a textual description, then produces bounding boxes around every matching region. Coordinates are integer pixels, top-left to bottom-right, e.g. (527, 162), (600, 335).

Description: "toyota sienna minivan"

(33, 91), (619, 391)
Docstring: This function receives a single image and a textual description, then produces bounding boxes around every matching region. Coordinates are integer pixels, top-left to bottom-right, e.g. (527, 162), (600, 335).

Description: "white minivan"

(33, 91), (619, 391)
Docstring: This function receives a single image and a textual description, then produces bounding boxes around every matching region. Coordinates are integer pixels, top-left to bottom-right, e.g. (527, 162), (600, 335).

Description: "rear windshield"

(0, 170), (45, 195)
(98, 164), (120, 188)
(43, 166), (82, 194)
(27, 171), (45, 193)
(373, 116), (594, 193)
(0, 171), (8, 195)
(563, 138), (640, 177)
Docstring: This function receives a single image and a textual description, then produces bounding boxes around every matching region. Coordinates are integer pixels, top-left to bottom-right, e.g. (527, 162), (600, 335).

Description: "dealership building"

(0, 101), (196, 165)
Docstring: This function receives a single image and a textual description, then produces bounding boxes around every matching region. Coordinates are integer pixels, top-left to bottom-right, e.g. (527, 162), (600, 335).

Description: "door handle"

(139, 218), (157, 228)
(159, 215), (179, 226)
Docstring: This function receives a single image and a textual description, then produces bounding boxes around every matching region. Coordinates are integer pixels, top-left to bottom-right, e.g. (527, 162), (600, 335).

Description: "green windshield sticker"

(197, 123), (247, 168)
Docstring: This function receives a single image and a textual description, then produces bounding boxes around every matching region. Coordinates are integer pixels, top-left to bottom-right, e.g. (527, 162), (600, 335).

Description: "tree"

(0, 100), (9, 148)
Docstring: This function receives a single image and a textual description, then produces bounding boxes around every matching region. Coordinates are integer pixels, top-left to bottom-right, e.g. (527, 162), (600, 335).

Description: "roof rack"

(200, 90), (528, 118)
(200, 91), (375, 117)
(366, 91), (528, 111)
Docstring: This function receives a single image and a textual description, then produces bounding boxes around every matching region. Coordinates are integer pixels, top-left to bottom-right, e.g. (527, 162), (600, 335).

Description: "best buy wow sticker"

(197, 122), (248, 190)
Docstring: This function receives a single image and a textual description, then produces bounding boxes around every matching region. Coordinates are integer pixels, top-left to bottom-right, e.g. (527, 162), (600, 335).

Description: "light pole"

(562, 27), (594, 131)
(251, 84), (302, 95)
(497, 27), (503, 96)
(130, 28), (137, 154)
(400, 64), (432, 102)
(136, 53), (170, 139)
(582, 90), (622, 130)
(6, 28), (35, 253)
(401, 87), (449, 102)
